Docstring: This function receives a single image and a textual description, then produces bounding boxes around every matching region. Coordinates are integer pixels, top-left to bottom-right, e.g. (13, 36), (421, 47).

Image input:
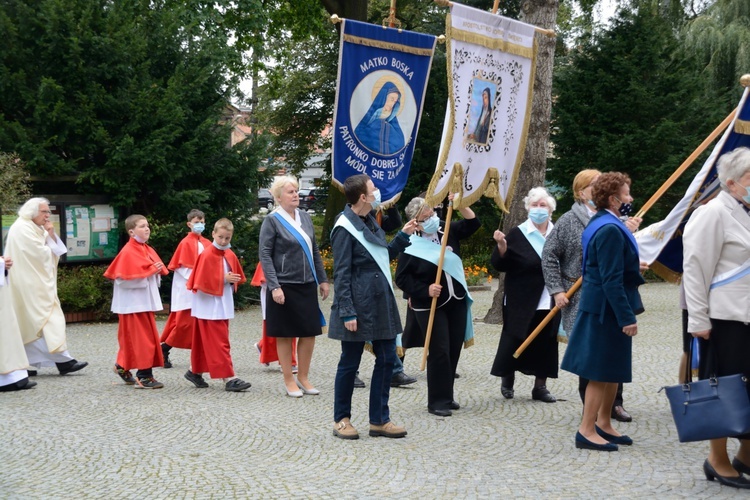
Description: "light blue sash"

(273, 212), (326, 327)
(403, 235), (474, 346)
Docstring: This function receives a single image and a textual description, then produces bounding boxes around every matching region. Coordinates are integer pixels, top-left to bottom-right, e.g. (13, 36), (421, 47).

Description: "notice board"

(64, 204), (120, 261)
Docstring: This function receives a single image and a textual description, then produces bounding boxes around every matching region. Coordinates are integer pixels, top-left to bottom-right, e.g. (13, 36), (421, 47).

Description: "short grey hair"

(269, 176), (299, 199)
(523, 186), (556, 212)
(18, 197), (50, 220)
(718, 147), (750, 190)
(404, 197), (427, 220)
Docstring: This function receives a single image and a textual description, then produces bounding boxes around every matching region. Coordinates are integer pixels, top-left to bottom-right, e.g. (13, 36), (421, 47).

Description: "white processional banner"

(426, 2), (537, 211)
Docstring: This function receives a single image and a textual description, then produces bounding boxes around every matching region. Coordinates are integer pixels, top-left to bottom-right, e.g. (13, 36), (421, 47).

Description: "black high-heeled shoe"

(732, 457), (750, 476)
(703, 460), (750, 489)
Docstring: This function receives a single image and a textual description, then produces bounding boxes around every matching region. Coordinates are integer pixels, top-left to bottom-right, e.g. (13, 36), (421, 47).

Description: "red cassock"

(104, 238), (169, 371)
(160, 232), (211, 349)
(250, 263), (296, 365)
(188, 245), (246, 378)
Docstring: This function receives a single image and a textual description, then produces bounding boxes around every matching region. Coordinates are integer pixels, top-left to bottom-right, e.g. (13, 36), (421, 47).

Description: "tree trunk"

(319, 0), (368, 248)
(484, 0), (558, 324)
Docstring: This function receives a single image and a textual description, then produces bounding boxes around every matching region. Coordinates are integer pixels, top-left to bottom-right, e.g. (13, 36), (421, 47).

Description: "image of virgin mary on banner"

(426, 3), (537, 211)
(332, 19), (436, 206)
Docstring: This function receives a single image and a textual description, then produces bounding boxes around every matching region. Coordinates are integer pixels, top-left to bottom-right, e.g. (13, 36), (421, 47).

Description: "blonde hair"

(18, 197), (50, 220)
(270, 176), (299, 199)
(213, 218), (234, 232)
(572, 169), (601, 202)
(125, 214), (147, 231)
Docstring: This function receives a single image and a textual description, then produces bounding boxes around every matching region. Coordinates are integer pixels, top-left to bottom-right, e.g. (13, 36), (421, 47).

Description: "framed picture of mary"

(350, 71), (417, 157)
(465, 79), (497, 145)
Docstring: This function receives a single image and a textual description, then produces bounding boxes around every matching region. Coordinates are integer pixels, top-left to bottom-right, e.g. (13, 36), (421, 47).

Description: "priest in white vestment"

(4, 197), (88, 375)
(0, 256), (36, 391)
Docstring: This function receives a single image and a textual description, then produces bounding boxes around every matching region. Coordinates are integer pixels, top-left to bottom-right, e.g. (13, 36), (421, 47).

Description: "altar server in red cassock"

(159, 209), (211, 368)
(185, 218), (252, 392)
(104, 214), (169, 389)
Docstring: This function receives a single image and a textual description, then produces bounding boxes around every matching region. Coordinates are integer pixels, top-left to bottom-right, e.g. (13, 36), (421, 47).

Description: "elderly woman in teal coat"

(561, 172), (645, 452)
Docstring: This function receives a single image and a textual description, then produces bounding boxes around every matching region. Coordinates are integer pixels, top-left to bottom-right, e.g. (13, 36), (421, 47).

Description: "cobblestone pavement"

(1, 282), (748, 499)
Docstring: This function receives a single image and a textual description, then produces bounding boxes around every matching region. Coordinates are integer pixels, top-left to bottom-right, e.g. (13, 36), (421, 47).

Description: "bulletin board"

(64, 204), (120, 261)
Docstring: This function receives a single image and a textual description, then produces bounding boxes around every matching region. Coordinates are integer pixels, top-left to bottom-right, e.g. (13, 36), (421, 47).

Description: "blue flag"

(635, 87), (750, 280)
(331, 19), (436, 205)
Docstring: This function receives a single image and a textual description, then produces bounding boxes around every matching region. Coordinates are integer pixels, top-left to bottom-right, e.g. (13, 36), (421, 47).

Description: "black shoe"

(27, 370), (37, 377)
(501, 386), (514, 399)
(611, 405), (632, 422)
(184, 370), (209, 388)
(595, 425), (633, 445)
(353, 374), (365, 389)
(732, 457), (750, 476)
(58, 360), (88, 376)
(704, 459), (750, 489)
(531, 386), (557, 403)
(161, 344), (172, 369)
(225, 378), (252, 392)
(575, 432), (618, 451)
(454, 372), (460, 379)
(448, 401), (460, 410)
(428, 408), (452, 417)
(19, 378), (37, 390)
(391, 372), (417, 387)
(113, 364), (136, 385)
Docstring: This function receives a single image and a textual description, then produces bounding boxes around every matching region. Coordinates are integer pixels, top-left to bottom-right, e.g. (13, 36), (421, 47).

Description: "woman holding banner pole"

(490, 187), (559, 403)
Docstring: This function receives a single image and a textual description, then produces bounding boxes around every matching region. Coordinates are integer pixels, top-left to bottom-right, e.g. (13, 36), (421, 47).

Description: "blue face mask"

(529, 207), (549, 224)
(370, 189), (382, 211)
(586, 199), (596, 209)
(191, 222), (205, 234)
(420, 214), (440, 234)
(738, 183), (750, 204)
(212, 241), (231, 250)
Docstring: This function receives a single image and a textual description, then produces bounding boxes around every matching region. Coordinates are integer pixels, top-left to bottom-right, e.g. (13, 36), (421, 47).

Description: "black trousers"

(579, 378), (624, 408)
(414, 298), (467, 411)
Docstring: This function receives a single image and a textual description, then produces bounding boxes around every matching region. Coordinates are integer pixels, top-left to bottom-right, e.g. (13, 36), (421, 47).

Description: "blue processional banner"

(331, 19), (436, 206)
(635, 86), (750, 281)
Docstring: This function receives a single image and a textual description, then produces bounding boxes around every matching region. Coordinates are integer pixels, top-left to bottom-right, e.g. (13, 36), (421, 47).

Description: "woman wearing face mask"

(395, 194), (480, 417)
(491, 187), (560, 403)
(259, 176), (330, 398)
(561, 172), (645, 451)
(683, 147), (750, 488)
(541, 171), (640, 422)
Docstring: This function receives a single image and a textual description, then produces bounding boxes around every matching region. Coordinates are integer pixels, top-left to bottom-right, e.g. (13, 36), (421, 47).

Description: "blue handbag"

(661, 339), (750, 443)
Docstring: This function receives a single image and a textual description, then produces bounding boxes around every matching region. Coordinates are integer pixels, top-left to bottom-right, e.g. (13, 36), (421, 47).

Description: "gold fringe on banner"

(735, 119), (750, 135)
(450, 26), (534, 59)
(343, 34), (435, 56)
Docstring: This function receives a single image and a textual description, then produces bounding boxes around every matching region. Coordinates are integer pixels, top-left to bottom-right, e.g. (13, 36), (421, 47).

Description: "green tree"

(548, 6), (725, 223)
(0, 0), (269, 222)
(0, 152), (31, 214)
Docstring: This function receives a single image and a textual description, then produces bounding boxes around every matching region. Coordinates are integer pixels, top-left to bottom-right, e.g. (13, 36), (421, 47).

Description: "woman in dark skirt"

(561, 172), (644, 452)
(683, 147), (750, 489)
(490, 187), (560, 403)
(259, 175), (329, 398)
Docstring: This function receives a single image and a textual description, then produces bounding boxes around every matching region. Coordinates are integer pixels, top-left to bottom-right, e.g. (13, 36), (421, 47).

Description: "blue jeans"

(334, 339), (396, 425)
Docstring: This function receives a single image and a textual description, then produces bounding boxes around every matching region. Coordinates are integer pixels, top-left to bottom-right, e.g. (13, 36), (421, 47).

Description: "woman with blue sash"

(683, 147), (750, 489)
(561, 172), (644, 452)
(490, 187), (560, 404)
(395, 195), (476, 417)
(259, 176), (330, 398)
(328, 174), (418, 440)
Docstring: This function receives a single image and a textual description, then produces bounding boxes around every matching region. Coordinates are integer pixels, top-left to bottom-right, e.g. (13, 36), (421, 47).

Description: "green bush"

(57, 265), (113, 320)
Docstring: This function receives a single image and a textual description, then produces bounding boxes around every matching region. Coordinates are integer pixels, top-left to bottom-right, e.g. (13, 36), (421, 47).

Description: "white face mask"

(370, 189), (382, 211)
(420, 213), (440, 234)
(212, 241), (231, 250)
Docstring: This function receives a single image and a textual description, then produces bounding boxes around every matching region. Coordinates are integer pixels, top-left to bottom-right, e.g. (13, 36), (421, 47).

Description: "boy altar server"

(160, 209), (211, 368)
(185, 218), (251, 392)
(104, 214), (169, 389)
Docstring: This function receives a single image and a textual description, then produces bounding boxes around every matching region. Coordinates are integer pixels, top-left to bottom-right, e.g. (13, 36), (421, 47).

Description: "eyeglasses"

(40, 210), (51, 214)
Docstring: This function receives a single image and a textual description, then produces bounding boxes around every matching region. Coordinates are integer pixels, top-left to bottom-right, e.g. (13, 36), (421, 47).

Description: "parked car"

(298, 188), (327, 212)
(258, 189), (274, 210)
